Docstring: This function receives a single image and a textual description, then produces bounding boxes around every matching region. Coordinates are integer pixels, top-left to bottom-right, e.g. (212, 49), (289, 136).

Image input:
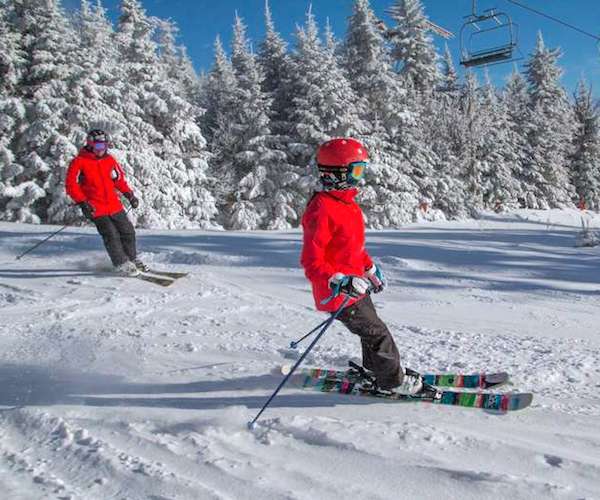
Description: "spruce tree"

(342, 0), (420, 226)
(571, 78), (600, 210)
(387, 0), (440, 93)
(1, 0), (79, 223)
(115, 0), (216, 228)
(258, 0), (293, 133)
(479, 72), (521, 210)
(288, 8), (361, 170)
(523, 32), (575, 209)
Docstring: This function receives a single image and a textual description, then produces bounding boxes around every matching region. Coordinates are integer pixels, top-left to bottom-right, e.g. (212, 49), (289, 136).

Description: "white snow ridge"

(1, 210), (600, 500)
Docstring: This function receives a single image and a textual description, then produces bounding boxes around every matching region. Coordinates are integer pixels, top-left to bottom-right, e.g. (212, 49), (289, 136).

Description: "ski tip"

(485, 372), (510, 383)
(513, 392), (534, 411)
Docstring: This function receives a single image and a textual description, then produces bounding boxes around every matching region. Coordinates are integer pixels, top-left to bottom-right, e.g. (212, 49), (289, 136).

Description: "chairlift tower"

(460, 0), (521, 67)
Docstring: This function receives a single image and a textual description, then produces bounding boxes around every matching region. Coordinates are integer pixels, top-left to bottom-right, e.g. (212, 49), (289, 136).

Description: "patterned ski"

(284, 367), (532, 412)
(144, 268), (189, 279)
(283, 365), (509, 389)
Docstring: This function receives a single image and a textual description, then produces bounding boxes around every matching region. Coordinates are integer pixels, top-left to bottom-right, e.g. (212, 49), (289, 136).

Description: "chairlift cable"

(506, 0), (600, 42)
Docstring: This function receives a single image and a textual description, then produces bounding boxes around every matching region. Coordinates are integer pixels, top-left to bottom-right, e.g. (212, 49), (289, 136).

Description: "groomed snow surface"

(1, 209), (599, 500)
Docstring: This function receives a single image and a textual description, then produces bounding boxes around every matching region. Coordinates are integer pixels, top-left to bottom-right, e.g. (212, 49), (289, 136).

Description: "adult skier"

(300, 138), (423, 395)
(66, 129), (147, 275)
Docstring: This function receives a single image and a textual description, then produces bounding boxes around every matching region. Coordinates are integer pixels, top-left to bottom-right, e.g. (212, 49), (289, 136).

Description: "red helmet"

(316, 138), (368, 167)
(316, 138), (368, 190)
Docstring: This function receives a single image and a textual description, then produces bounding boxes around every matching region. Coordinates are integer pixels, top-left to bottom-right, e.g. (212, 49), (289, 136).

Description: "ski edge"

(144, 268), (189, 279)
(280, 365), (510, 389)
(136, 272), (175, 287)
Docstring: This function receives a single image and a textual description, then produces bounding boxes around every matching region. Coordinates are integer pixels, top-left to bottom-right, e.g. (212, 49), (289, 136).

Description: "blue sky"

(64, 0), (600, 94)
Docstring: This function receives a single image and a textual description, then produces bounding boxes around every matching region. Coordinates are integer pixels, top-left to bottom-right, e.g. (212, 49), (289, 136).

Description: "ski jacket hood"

(301, 189), (373, 312)
(66, 148), (132, 219)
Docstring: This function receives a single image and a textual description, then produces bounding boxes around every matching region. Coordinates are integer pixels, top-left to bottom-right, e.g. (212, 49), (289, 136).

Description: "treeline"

(1, 0), (599, 229)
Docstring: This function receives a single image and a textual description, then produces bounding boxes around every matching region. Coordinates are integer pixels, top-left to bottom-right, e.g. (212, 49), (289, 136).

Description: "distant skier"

(66, 129), (147, 275)
(300, 138), (423, 395)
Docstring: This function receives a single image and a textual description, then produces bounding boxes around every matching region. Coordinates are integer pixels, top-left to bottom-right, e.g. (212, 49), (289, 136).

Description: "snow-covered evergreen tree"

(342, 0), (420, 226)
(1, 0), (79, 223)
(502, 68), (530, 207)
(115, 0), (216, 228)
(0, 1), (27, 221)
(387, 0), (440, 93)
(288, 8), (362, 171)
(456, 71), (487, 212)
(479, 72), (521, 210)
(523, 32), (575, 209)
(258, 0), (293, 134)
(156, 19), (201, 103)
(226, 15), (305, 229)
(439, 43), (458, 93)
(571, 78), (600, 210)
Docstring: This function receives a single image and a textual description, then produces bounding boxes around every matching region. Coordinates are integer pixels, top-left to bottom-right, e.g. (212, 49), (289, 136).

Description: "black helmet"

(87, 129), (108, 143)
(86, 129), (109, 154)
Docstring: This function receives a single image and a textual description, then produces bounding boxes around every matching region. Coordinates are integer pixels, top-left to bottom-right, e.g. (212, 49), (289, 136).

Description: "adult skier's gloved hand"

(328, 273), (370, 298)
(124, 191), (139, 209)
(78, 201), (95, 221)
(365, 264), (386, 293)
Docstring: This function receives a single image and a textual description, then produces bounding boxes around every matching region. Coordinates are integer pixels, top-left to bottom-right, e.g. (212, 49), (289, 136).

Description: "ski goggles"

(348, 161), (367, 183)
(88, 141), (108, 153)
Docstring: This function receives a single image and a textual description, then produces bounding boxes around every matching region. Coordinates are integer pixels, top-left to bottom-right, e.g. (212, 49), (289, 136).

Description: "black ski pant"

(337, 295), (402, 390)
(93, 210), (137, 267)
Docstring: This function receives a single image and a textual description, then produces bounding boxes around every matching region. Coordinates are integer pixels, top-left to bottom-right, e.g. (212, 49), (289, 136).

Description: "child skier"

(300, 138), (423, 395)
(66, 129), (147, 275)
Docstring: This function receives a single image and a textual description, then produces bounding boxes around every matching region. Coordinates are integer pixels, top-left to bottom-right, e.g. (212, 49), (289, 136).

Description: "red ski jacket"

(301, 189), (374, 312)
(65, 148), (132, 219)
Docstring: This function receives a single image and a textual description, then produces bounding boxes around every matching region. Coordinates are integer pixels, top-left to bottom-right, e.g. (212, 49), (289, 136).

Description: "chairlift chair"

(460, 1), (520, 67)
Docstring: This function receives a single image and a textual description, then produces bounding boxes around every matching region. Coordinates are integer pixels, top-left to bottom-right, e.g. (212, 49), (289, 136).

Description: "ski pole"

(15, 224), (70, 260)
(289, 317), (329, 349)
(248, 294), (351, 429)
(289, 279), (375, 348)
(15, 205), (133, 261)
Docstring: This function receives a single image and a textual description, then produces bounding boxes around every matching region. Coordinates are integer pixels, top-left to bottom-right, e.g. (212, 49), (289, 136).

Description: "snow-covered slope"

(1, 210), (599, 500)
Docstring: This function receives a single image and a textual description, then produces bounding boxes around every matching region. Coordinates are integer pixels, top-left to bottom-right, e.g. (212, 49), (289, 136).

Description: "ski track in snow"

(0, 210), (600, 499)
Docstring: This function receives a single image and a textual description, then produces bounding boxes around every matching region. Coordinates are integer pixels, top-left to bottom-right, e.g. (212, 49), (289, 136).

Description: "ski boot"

(133, 258), (150, 272)
(115, 261), (140, 276)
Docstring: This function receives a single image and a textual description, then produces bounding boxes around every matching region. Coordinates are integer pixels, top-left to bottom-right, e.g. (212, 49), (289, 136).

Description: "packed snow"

(1, 209), (600, 500)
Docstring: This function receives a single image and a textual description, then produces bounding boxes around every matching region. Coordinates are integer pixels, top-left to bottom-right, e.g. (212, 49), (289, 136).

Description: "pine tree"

(479, 72), (521, 210)
(342, 0), (420, 226)
(456, 71), (486, 212)
(258, 0), (293, 133)
(387, 0), (440, 93)
(571, 78), (600, 210)
(0, 0), (79, 223)
(502, 68), (530, 207)
(0, 1), (27, 222)
(225, 14), (304, 229)
(523, 32), (575, 209)
(288, 8), (362, 169)
(114, 0), (216, 228)
(439, 43), (458, 93)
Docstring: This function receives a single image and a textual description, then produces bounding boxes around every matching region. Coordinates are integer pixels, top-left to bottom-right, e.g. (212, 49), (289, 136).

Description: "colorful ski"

(283, 365), (509, 390)
(421, 371), (508, 389)
(283, 367), (532, 412)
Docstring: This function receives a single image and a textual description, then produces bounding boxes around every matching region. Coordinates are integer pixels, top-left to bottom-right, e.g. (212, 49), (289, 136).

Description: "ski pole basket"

(460, 2), (520, 67)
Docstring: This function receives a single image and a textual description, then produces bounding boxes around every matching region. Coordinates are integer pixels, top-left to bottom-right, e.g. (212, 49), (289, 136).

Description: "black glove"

(124, 192), (139, 209)
(78, 201), (95, 220)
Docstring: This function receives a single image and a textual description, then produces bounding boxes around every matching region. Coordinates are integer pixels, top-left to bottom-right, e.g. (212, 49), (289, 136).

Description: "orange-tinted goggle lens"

(349, 161), (367, 181)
